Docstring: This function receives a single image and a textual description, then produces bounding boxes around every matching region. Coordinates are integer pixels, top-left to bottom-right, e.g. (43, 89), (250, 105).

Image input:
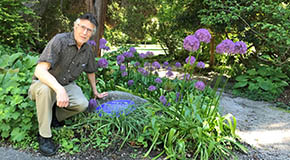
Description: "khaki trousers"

(28, 80), (88, 138)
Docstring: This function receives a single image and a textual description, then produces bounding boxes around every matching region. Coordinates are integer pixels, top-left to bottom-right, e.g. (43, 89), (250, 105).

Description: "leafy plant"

(233, 64), (289, 101)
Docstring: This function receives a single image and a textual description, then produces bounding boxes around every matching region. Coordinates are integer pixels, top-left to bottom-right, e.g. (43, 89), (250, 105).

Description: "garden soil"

(1, 92), (290, 160)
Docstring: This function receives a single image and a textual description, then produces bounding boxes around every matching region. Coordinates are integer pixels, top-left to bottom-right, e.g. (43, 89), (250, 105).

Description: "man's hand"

(94, 91), (108, 99)
(56, 87), (69, 107)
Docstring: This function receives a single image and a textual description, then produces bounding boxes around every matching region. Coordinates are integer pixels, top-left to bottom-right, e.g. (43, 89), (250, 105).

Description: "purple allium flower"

(134, 62), (140, 67)
(99, 38), (107, 49)
(195, 81), (205, 91)
(167, 66), (172, 71)
(145, 51), (154, 57)
(152, 61), (161, 69)
(88, 40), (96, 46)
(166, 70), (174, 77)
(183, 35), (200, 52)
(159, 95), (167, 105)
(120, 64), (126, 71)
(155, 77), (163, 84)
(89, 99), (97, 108)
(233, 41), (247, 54)
(197, 61), (205, 68)
(216, 39), (235, 54)
(117, 54), (125, 64)
(185, 56), (196, 65)
(129, 47), (136, 53)
(128, 80), (134, 86)
(194, 28), (211, 44)
(175, 62), (182, 68)
(123, 51), (134, 58)
(139, 53), (147, 59)
(163, 61), (169, 68)
(97, 58), (108, 68)
(121, 71), (128, 77)
(148, 85), (157, 91)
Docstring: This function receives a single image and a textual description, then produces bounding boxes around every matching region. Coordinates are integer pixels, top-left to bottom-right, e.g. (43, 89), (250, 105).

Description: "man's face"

(74, 19), (95, 47)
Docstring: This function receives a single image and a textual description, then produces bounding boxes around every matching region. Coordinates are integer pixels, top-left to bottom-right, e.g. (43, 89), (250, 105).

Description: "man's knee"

(36, 83), (53, 95)
(76, 98), (88, 112)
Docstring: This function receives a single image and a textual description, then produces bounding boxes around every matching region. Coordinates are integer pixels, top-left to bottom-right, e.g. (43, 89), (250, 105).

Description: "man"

(28, 13), (108, 156)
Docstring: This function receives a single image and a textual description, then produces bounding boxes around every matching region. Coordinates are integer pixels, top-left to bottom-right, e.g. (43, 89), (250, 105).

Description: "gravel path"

(220, 92), (290, 160)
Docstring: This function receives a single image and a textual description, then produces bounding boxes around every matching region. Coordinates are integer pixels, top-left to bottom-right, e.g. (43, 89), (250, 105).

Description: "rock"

(87, 91), (148, 113)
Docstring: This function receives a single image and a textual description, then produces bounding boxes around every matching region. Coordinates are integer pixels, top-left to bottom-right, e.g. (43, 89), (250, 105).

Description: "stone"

(87, 91), (148, 113)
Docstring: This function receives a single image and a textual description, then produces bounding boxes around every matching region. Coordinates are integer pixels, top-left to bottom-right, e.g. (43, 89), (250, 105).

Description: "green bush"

(0, 0), (39, 49)
(0, 45), (38, 146)
(232, 64), (289, 101)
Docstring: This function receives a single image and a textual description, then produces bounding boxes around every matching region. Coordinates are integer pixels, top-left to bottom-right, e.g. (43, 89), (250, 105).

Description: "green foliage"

(232, 64), (289, 101)
(199, 0), (289, 66)
(0, 45), (38, 146)
(0, 0), (39, 48)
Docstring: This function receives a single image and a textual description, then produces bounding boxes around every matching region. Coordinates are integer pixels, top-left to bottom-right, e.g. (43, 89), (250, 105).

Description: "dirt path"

(220, 92), (290, 160)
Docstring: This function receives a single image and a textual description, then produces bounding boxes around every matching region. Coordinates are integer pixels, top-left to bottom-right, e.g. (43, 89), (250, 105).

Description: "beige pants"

(28, 80), (88, 138)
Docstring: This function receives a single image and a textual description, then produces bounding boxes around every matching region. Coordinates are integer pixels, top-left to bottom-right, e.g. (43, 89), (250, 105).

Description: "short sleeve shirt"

(37, 32), (98, 86)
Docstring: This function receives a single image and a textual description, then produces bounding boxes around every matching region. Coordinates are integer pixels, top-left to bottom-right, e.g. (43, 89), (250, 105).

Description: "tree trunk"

(87, 0), (107, 57)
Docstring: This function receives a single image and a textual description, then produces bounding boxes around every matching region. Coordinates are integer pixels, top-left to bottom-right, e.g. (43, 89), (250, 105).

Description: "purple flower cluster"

(155, 77), (162, 84)
(134, 62), (140, 67)
(163, 61), (169, 67)
(182, 73), (191, 81)
(194, 28), (211, 44)
(117, 54), (125, 65)
(130, 47), (136, 53)
(87, 40), (96, 46)
(216, 39), (235, 54)
(175, 62), (182, 68)
(159, 95), (167, 105)
(139, 53), (147, 59)
(195, 81), (205, 91)
(123, 51), (134, 58)
(183, 35), (200, 52)
(97, 58), (108, 68)
(120, 64), (126, 71)
(88, 99), (97, 109)
(233, 41), (247, 54)
(185, 56), (196, 65)
(128, 80), (134, 86)
(148, 85), (157, 91)
(197, 61), (205, 68)
(175, 92), (183, 102)
(99, 38), (110, 50)
(152, 61), (161, 69)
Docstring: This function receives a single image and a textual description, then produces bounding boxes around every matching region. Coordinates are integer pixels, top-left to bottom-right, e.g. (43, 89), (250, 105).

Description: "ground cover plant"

(0, 29), (249, 159)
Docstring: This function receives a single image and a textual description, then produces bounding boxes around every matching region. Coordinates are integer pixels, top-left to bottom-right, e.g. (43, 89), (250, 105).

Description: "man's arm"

(34, 62), (69, 107)
(87, 73), (108, 98)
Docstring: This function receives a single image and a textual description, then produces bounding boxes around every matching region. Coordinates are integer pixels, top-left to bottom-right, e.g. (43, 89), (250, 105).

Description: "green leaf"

(233, 81), (248, 88)
(248, 83), (259, 91)
(235, 75), (249, 81)
(11, 127), (26, 142)
(258, 80), (273, 91)
(246, 69), (257, 76)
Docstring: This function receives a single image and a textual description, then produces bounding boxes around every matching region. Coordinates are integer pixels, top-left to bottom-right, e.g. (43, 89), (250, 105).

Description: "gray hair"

(74, 18), (97, 34)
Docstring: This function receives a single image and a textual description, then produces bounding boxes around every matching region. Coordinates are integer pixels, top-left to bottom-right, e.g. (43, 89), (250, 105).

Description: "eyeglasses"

(77, 24), (94, 34)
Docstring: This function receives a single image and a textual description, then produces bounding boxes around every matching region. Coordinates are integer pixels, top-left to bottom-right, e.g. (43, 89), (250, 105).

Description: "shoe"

(51, 103), (65, 128)
(38, 135), (58, 156)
